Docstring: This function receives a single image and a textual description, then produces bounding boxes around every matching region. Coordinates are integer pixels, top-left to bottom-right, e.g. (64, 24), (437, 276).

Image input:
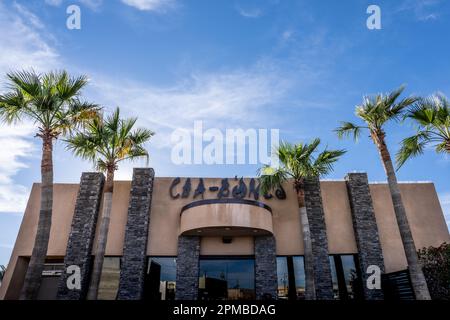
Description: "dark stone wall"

(57, 172), (105, 300)
(175, 236), (200, 300)
(254, 235), (278, 300)
(345, 173), (385, 300)
(117, 168), (155, 300)
(304, 177), (334, 300)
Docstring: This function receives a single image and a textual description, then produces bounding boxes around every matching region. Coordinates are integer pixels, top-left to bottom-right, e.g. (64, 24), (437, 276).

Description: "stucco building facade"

(0, 169), (449, 300)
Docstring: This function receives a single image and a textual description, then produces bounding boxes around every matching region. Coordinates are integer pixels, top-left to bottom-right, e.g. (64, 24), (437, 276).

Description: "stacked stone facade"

(117, 168), (155, 300)
(304, 177), (334, 300)
(175, 236), (200, 300)
(254, 235), (278, 300)
(57, 172), (104, 300)
(345, 173), (385, 300)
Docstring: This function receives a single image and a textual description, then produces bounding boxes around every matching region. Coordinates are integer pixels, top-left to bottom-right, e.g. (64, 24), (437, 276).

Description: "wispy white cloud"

(0, 2), (59, 213)
(44, 0), (63, 7)
(281, 29), (294, 41)
(89, 63), (292, 150)
(236, 6), (262, 18)
(13, 2), (45, 29)
(79, 0), (103, 10)
(0, 123), (35, 213)
(121, 0), (176, 12)
(44, 0), (103, 10)
(397, 0), (442, 21)
(0, 2), (59, 74)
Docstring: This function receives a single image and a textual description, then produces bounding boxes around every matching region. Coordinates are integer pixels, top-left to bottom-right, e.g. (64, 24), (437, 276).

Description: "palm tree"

(397, 94), (450, 168)
(0, 70), (100, 299)
(65, 107), (154, 300)
(335, 86), (431, 300)
(0, 265), (6, 284)
(258, 139), (345, 300)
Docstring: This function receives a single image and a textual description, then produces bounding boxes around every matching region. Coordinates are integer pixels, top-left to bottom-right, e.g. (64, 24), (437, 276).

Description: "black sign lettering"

(194, 178), (206, 199)
(217, 178), (230, 199)
(169, 177), (181, 199)
(232, 177), (247, 199)
(181, 178), (191, 198)
(248, 178), (260, 200)
(275, 185), (287, 200)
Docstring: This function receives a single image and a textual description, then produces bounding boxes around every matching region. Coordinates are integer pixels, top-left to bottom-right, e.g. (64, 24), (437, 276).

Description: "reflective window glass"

(146, 257), (177, 300)
(98, 257), (121, 300)
(199, 258), (255, 300)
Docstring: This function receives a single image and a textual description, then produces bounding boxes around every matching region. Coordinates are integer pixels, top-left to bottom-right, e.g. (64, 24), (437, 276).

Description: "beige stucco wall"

(0, 183), (79, 299)
(370, 183), (450, 272)
(1, 176), (449, 299)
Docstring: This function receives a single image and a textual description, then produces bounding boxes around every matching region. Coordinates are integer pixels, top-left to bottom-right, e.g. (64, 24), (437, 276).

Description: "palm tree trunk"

(374, 133), (431, 300)
(20, 135), (53, 300)
(296, 187), (316, 300)
(87, 169), (114, 300)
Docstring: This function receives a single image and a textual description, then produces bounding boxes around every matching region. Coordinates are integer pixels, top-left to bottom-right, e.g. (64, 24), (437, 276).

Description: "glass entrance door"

(198, 258), (255, 300)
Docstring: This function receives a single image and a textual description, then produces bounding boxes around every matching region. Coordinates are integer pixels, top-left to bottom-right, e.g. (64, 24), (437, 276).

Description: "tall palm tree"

(0, 265), (6, 284)
(397, 94), (450, 168)
(258, 139), (345, 300)
(0, 70), (99, 299)
(65, 107), (154, 300)
(335, 86), (431, 300)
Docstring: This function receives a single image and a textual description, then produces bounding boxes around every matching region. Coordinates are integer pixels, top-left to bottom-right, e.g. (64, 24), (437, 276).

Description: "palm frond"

(1, 69), (93, 136)
(312, 149), (347, 176)
(257, 165), (289, 195)
(258, 139), (344, 185)
(354, 86), (415, 130)
(335, 121), (364, 141)
(6, 70), (41, 98)
(396, 132), (430, 169)
(67, 107), (153, 173)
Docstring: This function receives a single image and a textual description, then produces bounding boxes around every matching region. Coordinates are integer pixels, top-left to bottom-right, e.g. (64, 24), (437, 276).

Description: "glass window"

(292, 256), (306, 299)
(145, 257), (177, 300)
(276, 257), (289, 299)
(341, 255), (362, 299)
(329, 255), (362, 300)
(98, 257), (121, 300)
(198, 258), (255, 300)
(37, 261), (64, 300)
(276, 256), (305, 300)
(329, 256), (340, 299)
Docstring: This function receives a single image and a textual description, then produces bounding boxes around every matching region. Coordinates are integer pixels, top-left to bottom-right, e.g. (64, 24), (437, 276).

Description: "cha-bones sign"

(169, 177), (287, 201)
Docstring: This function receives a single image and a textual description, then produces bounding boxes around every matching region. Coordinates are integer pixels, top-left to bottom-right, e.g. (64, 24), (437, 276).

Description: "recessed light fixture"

(197, 230), (202, 233)
(225, 227), (231, 231)
(253, 230), (258, 233)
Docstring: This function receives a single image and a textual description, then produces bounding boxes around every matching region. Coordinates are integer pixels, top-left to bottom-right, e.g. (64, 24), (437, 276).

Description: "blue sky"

(0, 0), (450, 266)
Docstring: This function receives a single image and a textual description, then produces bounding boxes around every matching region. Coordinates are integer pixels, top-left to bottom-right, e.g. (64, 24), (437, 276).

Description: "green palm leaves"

(0, 70), (99, 137)
(258, 139), (345, 194)
(335, 86), (418, 142)
(397, 94), (450, 168)
(65, 107), (154, 173)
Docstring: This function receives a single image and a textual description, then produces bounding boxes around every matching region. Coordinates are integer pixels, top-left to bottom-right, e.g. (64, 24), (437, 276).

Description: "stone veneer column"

(345, 173), (385, 300)
(304, 177), (334, 300)
(57, 172), (105, 300)
(254, 235), (278, 300)
(117, 168), (155, 300)
(175, 236), (200, 300)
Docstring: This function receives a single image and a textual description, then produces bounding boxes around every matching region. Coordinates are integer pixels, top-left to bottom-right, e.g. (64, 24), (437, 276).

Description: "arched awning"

(179, 199), (273, 236)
